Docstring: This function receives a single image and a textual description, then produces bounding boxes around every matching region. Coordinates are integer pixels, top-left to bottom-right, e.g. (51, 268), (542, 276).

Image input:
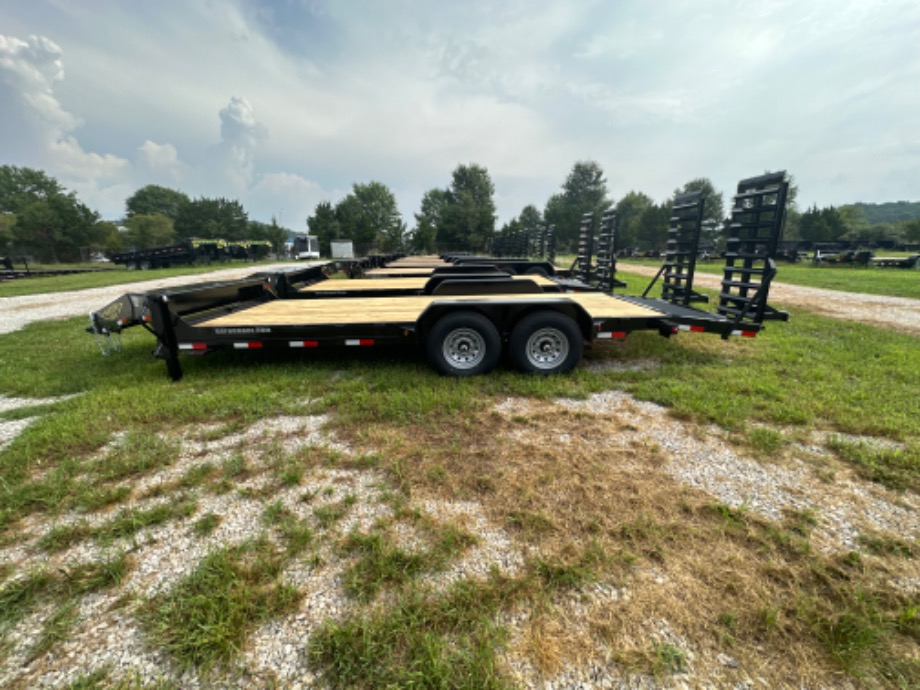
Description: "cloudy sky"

(2, 0), (918, 229)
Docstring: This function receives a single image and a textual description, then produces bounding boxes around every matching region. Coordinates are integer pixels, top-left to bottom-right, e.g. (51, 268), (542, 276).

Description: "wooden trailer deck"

(365, 267), (443, 277)
(200, 292), (664, 328)
(386, 256), (448, 266)
(298, 275), (556, 293)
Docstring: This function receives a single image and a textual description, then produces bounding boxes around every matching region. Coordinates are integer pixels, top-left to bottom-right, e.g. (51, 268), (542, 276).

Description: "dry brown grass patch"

(329, 396), (918, 686)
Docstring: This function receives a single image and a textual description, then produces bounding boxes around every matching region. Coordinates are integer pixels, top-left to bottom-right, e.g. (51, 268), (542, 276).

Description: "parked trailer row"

(88, 261), (766, 381)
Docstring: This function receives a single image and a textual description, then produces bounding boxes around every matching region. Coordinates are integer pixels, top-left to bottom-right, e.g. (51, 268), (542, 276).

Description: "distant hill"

(853, 201), (920, 225)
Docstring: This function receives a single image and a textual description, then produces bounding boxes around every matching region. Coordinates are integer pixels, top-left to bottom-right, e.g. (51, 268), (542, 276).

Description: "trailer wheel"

(509, 311), (583, 375)
(427, 311), (501, 376)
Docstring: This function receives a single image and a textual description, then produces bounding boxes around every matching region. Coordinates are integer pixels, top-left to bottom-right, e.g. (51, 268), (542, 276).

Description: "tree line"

(0, 166), (287, 263)
(793, 204), (920, 245)
(3, 161), (919, 265)
(305, 161), (728, 256)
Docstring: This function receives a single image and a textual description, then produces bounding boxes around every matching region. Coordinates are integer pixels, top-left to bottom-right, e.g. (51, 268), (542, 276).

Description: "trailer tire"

(427, 311), (501, 376)
(509, 311), (583, 375)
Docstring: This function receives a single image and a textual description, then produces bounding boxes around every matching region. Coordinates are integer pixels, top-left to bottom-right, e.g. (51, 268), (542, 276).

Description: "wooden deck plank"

(365, 268), (437, 276)
(301, 277), (428, 291)
(199, 293), (664, 327)
(299, 275), (555, 293)
(387, 259), (448, 267)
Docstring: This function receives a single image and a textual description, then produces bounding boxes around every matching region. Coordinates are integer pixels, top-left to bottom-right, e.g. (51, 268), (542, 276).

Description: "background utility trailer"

(109, 239), (224, 270)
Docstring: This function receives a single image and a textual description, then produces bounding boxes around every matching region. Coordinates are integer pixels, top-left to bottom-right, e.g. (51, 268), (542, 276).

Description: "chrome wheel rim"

(442, 328), (486, 370)
(525, 327), (568, 369)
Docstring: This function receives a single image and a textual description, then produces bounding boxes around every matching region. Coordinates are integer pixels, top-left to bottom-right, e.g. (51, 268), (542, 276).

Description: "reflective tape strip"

(678, 325), (705, 333)
(289, 340), (319, 348)
(597, 332), (627, 339)
(233, 342), (263, 349)
(178, 343), (207, 351)
(345, 339), (374, 346)
(731, 330), (757, 338)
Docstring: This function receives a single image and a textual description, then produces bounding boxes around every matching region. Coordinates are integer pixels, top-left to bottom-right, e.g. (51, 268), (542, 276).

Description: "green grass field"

(0, 263), (918, 687)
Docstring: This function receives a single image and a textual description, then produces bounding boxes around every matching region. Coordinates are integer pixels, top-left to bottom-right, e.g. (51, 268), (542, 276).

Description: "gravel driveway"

(2, 262), (918, 337)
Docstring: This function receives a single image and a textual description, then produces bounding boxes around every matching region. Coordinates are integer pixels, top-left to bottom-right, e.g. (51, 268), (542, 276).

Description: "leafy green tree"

(518, 204), (542, 231)
(334, 195), (372, 247)
(408, 222), (437, 254)
(636, 201), (672, 251)
(543, 161), (611, 251)
(12, 195), (100, 262)
(783, 208), (802, 241)
(96, 221), (124, 255)
(123, 214), (176, 249)
(674, 178), (724, 222)
(410, 188), (447, 254)
(0, 213), (15, 254)
(174, 197), (249, 240)
(838, 204), (871, 242)
(0, 165), (64, 211)
(380, 219), (407, 252)
(853, 200), (920, 225)
(615, 191), (654, 250)
(438, 163), (496, 251)
(498, 218), (523, 235)
(247, 218), (288, 255)
(330, 181), (403, 252)
(354, 181), (402, 249)
(798, 205), (846, 244)
(0, 165), (103, 262)
(902, 218), (920, 243)
(125, 185), (190, 221)
(307, 201), (341, 256)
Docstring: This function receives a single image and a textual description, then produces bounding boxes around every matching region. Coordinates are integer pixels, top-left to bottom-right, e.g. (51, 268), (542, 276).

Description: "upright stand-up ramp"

(594, 208), (627, 292)
(574, 212), (595, 284)
(643, 191), (708, 305)
(718, 171), (790, 326)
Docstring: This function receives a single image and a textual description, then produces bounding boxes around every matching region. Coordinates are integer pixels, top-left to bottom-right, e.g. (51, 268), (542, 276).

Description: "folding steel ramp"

(624, 171), (791, 337)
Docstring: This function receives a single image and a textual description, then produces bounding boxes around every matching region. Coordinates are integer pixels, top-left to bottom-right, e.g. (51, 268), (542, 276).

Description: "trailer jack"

(88, 315), (123, 356)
